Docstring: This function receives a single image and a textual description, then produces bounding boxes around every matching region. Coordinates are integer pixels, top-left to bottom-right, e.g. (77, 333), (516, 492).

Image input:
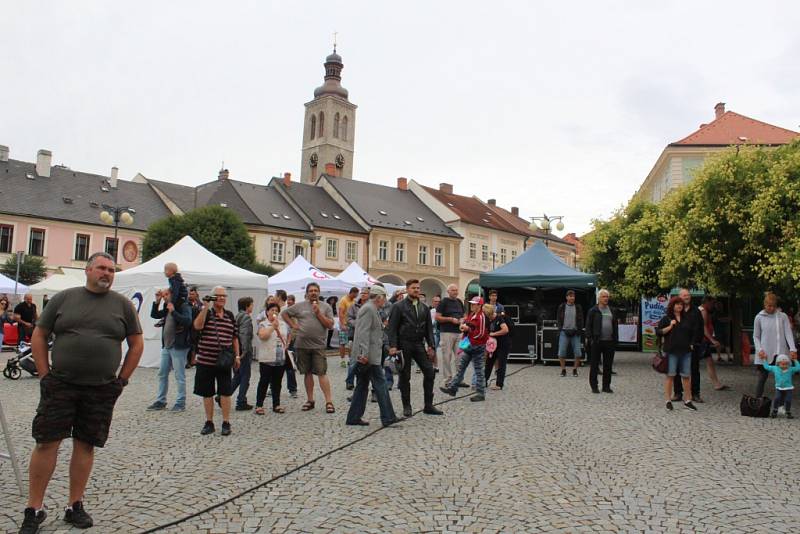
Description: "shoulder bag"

(651, 330), (668, 374)
(212, 311), (235, 369)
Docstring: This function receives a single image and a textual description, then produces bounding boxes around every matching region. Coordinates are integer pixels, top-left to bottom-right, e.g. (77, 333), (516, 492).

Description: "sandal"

(714, 384), (731, 391)
(301, 401), (315, 411)
(254, 407), (265, 415)
(272, 406), (285, 414)
(326, 402), (335, 414)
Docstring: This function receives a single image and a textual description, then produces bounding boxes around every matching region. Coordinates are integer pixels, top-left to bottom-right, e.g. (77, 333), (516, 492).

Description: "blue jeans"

(382, 345), (393, 389)
(156, 346), (189, 407)
(773, 390), (793, 412)
(231, 354), (252, 407)
(345, 359), (357, 387)
(558, 331), (582, 359)
(346, 363), (397, 425)
(451, 345), (486, 395)
(667, 352), (691, 377)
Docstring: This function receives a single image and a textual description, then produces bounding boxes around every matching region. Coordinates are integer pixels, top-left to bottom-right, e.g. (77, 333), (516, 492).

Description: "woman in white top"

(254, 303), (287, 414)
(753, 292), (798, 398)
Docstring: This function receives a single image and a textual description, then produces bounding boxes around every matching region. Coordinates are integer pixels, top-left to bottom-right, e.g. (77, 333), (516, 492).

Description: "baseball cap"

(469, 296), (484, 305)
(369, 285), (387, 297)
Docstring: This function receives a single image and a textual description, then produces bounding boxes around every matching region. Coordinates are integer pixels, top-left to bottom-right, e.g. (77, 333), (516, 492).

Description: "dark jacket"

(656, 314), (693, 354)
(684, 305), (704, 345)
(235, 311), (254, 359)
(387, 297), (435, 348)
(556, 303), (584, 332)
(150, 301), (193, 349)
(585, 305), (619, 343)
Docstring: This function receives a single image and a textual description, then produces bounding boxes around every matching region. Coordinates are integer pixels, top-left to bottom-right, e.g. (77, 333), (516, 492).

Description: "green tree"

(249, 261), (278, 277)
(583, 208), (626, 294)
(1, 255), (47, 287)
(143, 206), (257, 270)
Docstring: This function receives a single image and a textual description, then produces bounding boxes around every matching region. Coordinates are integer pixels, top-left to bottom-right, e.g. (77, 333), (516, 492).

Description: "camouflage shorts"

(32, 374), (124, 448)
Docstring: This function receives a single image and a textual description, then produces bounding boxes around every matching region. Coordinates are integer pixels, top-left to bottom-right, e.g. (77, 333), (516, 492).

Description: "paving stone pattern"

(1, 352), (798, 533)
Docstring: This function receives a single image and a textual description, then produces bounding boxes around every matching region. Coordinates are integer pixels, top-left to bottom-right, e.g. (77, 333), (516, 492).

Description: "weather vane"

(333, 31), (338, 52)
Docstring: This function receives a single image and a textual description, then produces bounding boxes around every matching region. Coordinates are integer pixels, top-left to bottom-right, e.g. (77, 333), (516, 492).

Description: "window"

(104, 237), (118, 259)
(346, 241), (358, 262)
(469, 242), (477, 259)
(294, 244), (304, 258)
(310, 115), (316, 140)
(500, 248), (507, 264)
(334, 112), (340, 138)
(28, 228), (45, 256)
(395, 242), (405, 263)
(418, 245), (428, 265)
(342, 116), (348, 141)
(481, 244), (489, 261)
(318, 112), (325, 137)
(434, 247), (444, 267)
(0, 224), (13, 253)
(74, 234), (90, 261)
(326, 238), (338, 259)
(271, 241), (285, 263)
(378, 240), (388, 261)
(511, 250), (517, 260)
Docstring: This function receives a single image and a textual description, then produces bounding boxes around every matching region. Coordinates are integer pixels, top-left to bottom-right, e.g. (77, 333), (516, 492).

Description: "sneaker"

(339, 359), (347, 368)
(235, 403), (253, 411)
(64, 501), (93, 529)
(200, 421), (215, 435)
(439, 386), (456, 397)
(602, 388), (614, 394)
(666, 401), (673, 411)
(787, 412), (794, 419)
(684, 401), (697, 411)
(220, 421), (231, 436)
(170, 404), (185, 412)
(289, 391), (298, 399)
(770, 410), (778, 418)
(470, 394), (485, 402)
(423, 406), (444, 415)
(591, 388), (600, 394)
(19, 507), (46, 534)
(560, 369), (566, 377)
(146, 401), (166, 411)
(572, 369), (578, 377)
(403, 405), (413, 417)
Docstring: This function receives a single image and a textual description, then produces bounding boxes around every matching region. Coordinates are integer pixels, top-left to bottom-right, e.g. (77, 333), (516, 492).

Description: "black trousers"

(485, 346), (509, 388)
(398, 342), (435, 408)
(256, 363), (285, 408)
(754, 356), (779, 398)
(589, 340), (615, 391)
(674, 344), (702, 398)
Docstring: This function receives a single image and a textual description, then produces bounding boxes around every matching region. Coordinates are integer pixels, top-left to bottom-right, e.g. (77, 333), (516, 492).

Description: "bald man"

(14, 293), (38, 347)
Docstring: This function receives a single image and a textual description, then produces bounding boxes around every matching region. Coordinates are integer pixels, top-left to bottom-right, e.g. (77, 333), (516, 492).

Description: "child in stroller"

(3, 340), (50, 380)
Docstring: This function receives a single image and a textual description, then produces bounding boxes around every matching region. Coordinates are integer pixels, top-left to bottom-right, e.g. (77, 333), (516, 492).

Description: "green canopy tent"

(479, 241), (597, 288)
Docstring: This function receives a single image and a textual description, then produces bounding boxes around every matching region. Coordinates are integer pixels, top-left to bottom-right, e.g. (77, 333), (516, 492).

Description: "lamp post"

(529, 214), (565, 248)
(490, 251), (497, 270)
(99, 205), (135, 264)
(301, 235), (323, 263)
(14, 251), (24, 296)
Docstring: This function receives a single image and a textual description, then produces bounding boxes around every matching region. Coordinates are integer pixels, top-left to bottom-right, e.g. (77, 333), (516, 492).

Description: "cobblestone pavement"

(1, 351), (798, 533)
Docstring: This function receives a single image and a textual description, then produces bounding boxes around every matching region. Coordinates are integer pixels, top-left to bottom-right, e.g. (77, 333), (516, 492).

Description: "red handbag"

(651, 350), (668, 373)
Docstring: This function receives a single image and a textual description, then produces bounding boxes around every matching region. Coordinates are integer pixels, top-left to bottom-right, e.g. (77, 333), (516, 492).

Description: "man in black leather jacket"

(387, 279), (443, 417)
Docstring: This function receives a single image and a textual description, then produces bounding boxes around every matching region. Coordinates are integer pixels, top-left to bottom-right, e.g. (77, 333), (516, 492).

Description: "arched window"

(342, 116), (348, 141)
(333, 113), (340, 138)
(318, 112), (325, 137)
(310, 115), (316, 140)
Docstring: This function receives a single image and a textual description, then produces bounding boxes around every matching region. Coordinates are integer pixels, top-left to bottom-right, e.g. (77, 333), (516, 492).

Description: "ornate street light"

(99, 204), (135, 264)
(529, 214), (565, 234)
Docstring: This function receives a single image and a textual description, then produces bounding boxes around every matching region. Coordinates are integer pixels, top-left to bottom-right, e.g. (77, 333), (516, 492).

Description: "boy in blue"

(762, 354), (800, 418)
(164, 262), (188, 307)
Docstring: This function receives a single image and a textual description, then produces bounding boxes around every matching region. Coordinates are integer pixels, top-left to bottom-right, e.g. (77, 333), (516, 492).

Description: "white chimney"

(36, 149), (52, 177)
(0, 145), (8, 162)
(110, 166), (119, 188)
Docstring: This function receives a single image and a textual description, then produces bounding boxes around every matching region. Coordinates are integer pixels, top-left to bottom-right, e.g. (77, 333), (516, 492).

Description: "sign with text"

(641, 296), (668, 353)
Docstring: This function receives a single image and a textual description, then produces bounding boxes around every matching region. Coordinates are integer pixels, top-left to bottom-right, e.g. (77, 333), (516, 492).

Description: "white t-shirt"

(257, 319), (286, 365)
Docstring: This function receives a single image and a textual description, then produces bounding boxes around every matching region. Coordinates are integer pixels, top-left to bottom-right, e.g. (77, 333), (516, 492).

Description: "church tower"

(300, 48), (357, 184)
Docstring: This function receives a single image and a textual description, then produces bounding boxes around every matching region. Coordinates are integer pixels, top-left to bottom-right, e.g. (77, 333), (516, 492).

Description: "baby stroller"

(3, 341), (42, 380)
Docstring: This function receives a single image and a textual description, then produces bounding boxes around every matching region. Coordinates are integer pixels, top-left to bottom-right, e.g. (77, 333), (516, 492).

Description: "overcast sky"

(2, 1), (798, 235)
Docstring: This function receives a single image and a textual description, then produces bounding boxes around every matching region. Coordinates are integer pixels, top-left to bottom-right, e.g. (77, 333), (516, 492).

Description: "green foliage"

(1, 255), (47, 287)
(583, 207), (625, 293)
(249, 261), (278, 277)
(143, 206), (256, 270)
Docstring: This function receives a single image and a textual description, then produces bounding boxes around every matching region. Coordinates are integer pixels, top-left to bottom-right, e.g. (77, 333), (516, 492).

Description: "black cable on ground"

(141, 362), (535, 533)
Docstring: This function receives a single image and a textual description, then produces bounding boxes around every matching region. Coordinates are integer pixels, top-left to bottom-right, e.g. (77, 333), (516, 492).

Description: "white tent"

(0, 273), (28, 295)
(28, 268), (85, 296)
(113, 236), (268, 367)
(267, 255), (352, 298)
(335, 262), (404, 296)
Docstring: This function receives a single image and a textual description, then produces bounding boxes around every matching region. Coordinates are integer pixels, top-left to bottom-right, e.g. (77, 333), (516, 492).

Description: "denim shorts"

(667, 352), (691, 377)
(557, 331), (582, 359)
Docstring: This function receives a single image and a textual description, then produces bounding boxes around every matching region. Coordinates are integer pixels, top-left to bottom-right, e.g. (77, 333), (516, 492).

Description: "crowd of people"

(12, 251), (800, 533)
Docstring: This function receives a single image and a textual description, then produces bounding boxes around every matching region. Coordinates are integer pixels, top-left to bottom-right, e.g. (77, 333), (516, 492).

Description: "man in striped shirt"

(192, 286), (241, 436)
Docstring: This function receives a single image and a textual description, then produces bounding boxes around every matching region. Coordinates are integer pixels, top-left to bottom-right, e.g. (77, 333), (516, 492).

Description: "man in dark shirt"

(388, 279), (443, 417)
(14, 293), (38, 346)
(20, 252), (143, 533)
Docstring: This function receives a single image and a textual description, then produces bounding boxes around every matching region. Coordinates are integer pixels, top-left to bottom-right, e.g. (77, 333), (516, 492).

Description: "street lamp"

(529, 214), (565, 234)
(301, 236), (323, 261)
(490, 251), (497, 270)
(99, 204), (135, 264)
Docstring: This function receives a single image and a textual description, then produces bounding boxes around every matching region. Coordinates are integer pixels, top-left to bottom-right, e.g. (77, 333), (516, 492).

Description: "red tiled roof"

(671, 111), (799, 146)
(421, 185), (524, 235)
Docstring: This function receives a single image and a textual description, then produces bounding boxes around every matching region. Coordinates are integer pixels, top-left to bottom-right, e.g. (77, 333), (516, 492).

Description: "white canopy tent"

(28, 268), (85, 296)
(267, 255), (353, 298)
(335, 262), (404, 296)
(113, 236), (268, 367)
(0, 273), (29, 296)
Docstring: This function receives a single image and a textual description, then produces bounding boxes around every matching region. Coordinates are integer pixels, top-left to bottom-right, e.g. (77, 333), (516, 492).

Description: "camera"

(202, 295), (218, 302)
